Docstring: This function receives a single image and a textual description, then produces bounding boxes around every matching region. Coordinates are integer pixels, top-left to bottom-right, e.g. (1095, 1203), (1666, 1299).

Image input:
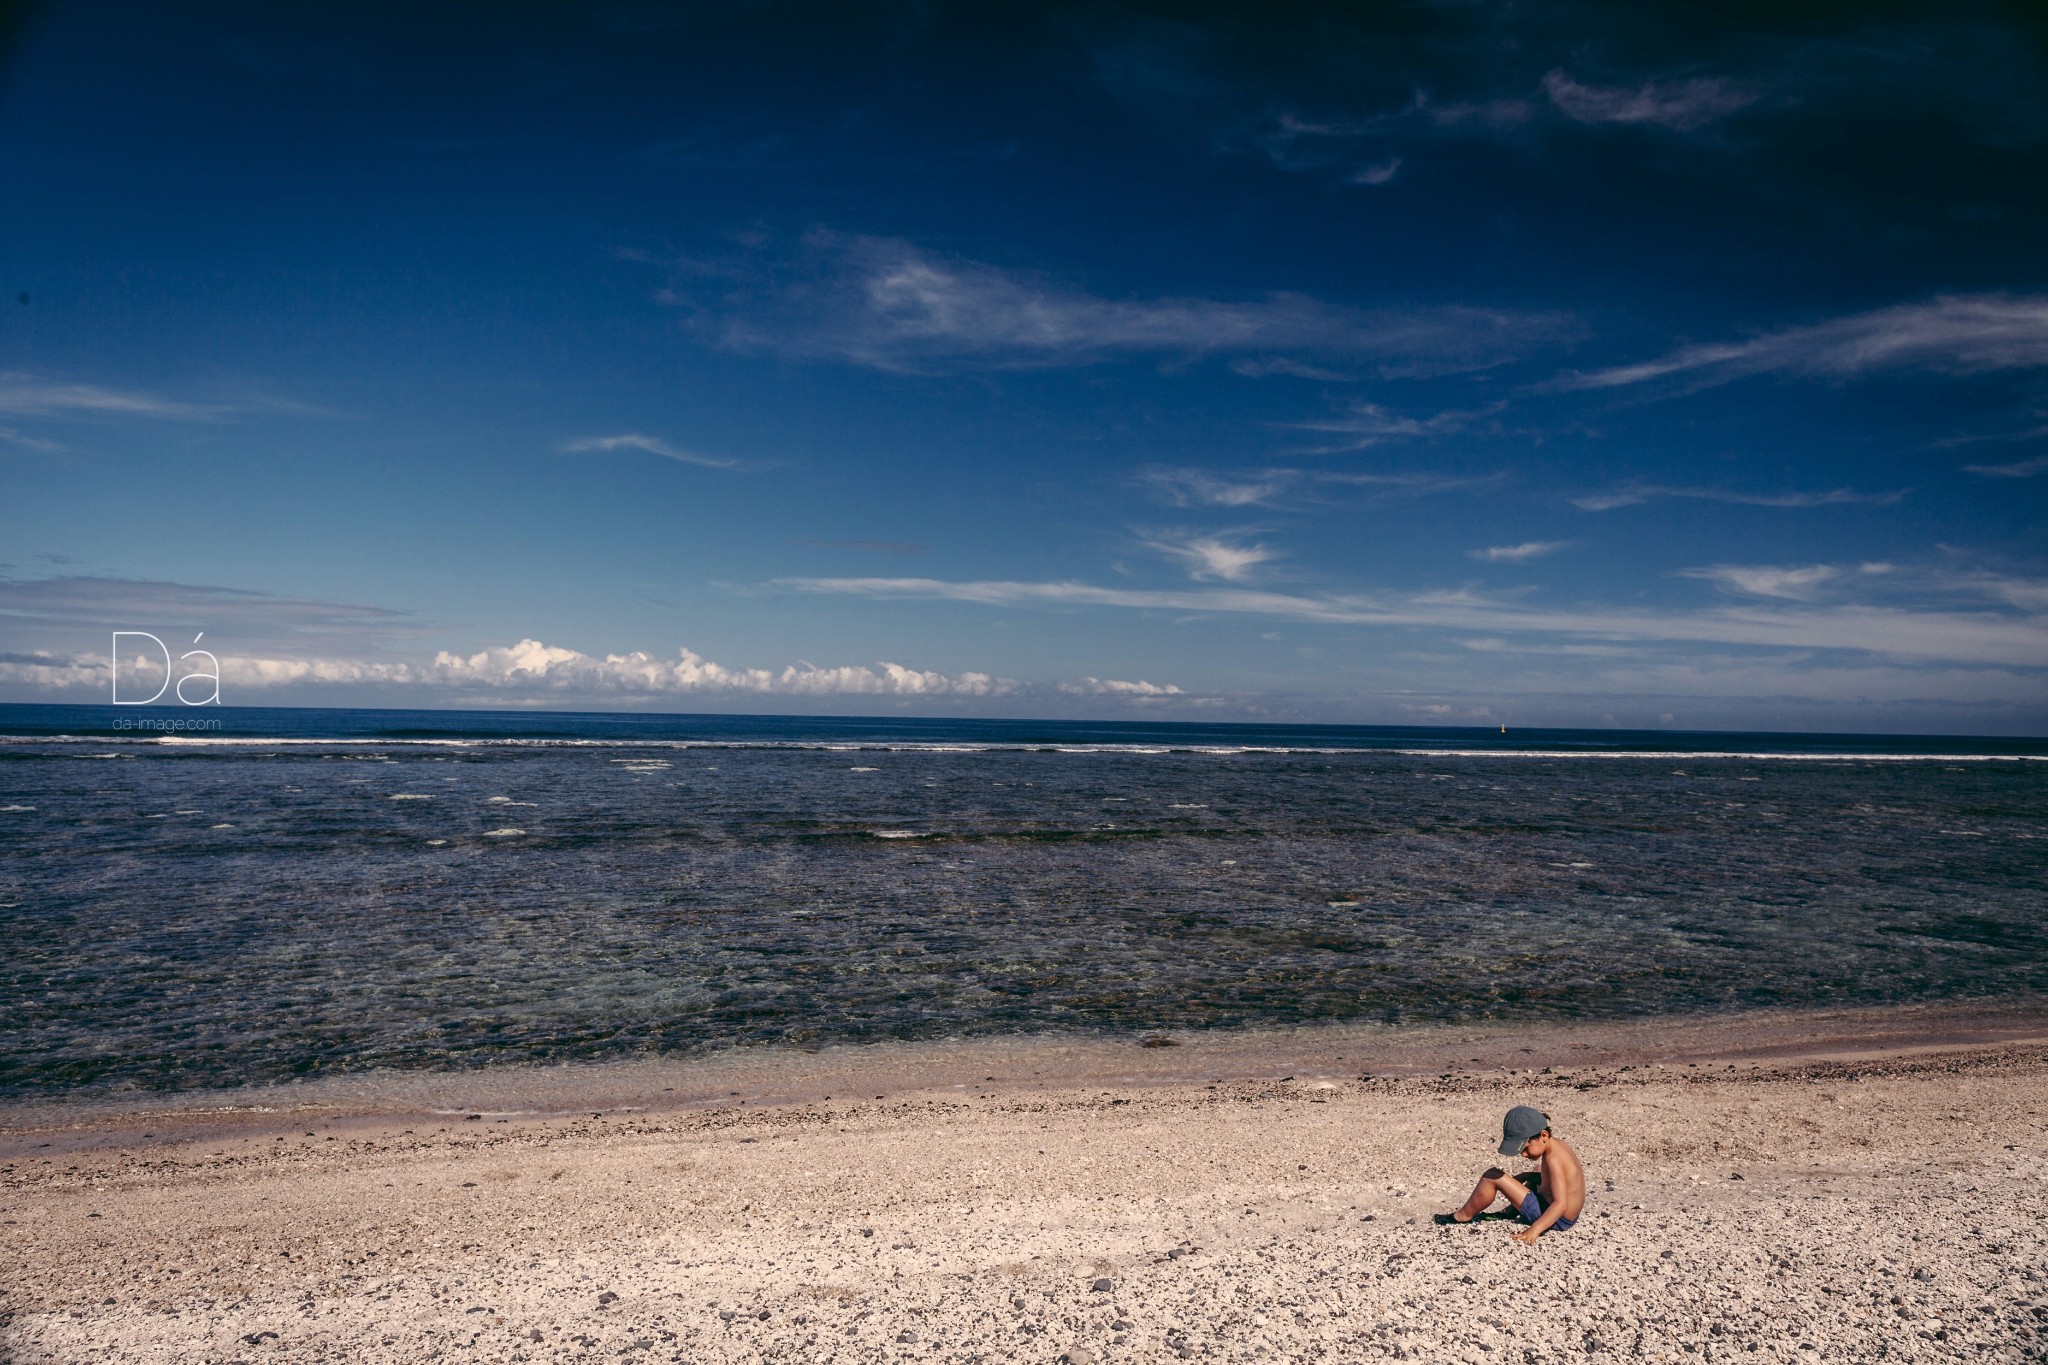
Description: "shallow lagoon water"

(1, 706), (2043, 1099)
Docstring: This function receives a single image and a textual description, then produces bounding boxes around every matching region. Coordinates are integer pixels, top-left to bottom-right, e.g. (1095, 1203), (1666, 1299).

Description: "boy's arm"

(1510, 1153), (1568, 1243)
(1511, 1198), (1566, 1243)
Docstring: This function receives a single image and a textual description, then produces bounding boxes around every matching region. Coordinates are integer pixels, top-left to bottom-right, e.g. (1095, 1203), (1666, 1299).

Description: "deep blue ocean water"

(2, 704), (2043, 1100)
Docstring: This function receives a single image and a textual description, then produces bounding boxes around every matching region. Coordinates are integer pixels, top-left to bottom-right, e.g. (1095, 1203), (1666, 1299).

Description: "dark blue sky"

(2, 1), (2045, 730)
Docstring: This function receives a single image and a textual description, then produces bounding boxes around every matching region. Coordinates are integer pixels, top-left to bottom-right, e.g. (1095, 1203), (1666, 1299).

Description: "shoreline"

(3, 1007), (2042, 1362)
(5, 995), (2046, 1158)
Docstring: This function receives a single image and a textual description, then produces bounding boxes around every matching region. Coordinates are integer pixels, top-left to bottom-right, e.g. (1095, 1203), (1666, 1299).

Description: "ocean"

(2, 703), (2043, 1101)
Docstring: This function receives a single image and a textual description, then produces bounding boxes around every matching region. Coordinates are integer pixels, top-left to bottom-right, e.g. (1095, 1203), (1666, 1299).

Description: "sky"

(1, 0), (2045, 732)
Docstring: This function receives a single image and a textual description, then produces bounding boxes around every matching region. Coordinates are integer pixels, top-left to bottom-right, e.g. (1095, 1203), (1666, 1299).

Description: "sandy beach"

(4, 1003), (2045, 1364)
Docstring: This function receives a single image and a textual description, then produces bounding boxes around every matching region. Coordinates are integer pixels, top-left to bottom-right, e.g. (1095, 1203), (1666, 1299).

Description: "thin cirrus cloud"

(776, 575), (2048, 669)
(698, 233), (1575, 375)
(1140, 464), (1492, 509)
(1557, 294), (2048, 391)
(1966, 453), (2048, 478)
(1471, 541), (1570, 563)
(1286, 400), (1497, 452)
(0, 573), (416, 637)
(1140, 466), (1293, 509)
(1226, 357), (1355, 381)
(1681, 563), (1852, 601)
(0, 372), (222, 420)
(1241, 64), (1753, 188)
(1137, 530), (1279, 583)
(1571, 484), (1904, 512)
(1540, 70), (1761, 131)
(0, 425), (65, 451)
(1314, 469), (1504, 497)
(1681, 561), (2048, 614)
(561, 433), (738, 469)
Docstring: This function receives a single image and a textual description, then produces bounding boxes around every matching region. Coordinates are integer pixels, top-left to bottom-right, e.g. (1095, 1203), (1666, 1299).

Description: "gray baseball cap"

(1499, 1105), (1549, 1156)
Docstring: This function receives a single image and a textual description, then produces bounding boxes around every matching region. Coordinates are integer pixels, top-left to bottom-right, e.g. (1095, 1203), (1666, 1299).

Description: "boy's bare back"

(1536, 1133), (1585, 1221)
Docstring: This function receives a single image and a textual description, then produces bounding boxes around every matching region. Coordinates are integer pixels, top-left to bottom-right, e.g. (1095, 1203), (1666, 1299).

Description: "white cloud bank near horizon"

(1, 567), (2041, 726)
(0, 637), (1192, 705)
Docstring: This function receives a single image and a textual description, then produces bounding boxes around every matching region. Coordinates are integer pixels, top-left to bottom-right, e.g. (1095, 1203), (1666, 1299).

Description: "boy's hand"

(1510, 1228), (1540, 1246)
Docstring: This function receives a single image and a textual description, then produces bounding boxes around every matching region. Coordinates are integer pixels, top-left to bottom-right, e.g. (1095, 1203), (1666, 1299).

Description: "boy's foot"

(1432, 1213), (1474, 1225)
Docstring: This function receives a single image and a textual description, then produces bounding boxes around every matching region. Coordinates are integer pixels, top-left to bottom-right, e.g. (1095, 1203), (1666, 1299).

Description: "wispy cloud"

(1239, 63), (1752, 189)
(1348, 155), (1402, 185)
(1966, 453), (2048, 478)
(1226, 356), (1354, 381)
(1244, 98), (1536, 186)
(0, 426), (64, 452)
(1286, 401), (1497, 452)
(1681, 560), (2048, 615)
(1558, 295), (2048, 391)
(778, 575), (2048, 668)
(1682, 563), (1846, 601)
(693, 233), (1574, 375)
(0, 373), (223, 420)
(1313, 469), (1503, 497)
(1471, 541), (1570, 563)
(1922, 569), (2048, 614)
(1140, 466), (1293, 508)
(562, 433), (738, 469)
(1138, 530), (1279, 582)
(0, 573), (415, 637)
(1541, 70), (1760, 131)
(1139, 464), (1486, 510)
(1571, 484), (1904, 512)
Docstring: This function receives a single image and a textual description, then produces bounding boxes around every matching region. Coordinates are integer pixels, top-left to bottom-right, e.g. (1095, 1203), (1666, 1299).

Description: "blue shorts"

(1519, 1191), (1575, 1231)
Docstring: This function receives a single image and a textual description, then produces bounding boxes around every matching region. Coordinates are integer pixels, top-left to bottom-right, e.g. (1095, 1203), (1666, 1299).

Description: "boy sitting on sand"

(1443, 1105), (1584, 1243)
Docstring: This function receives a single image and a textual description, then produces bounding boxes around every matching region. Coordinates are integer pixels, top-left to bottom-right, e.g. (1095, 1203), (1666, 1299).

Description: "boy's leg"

(1452, 1168), (1533, 1222)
